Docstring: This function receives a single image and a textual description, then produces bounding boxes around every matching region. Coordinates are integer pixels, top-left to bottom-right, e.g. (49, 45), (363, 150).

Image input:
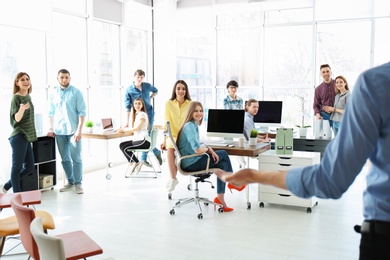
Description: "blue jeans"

(4, 133), (35, 193)
(333, 121), (340, 136)
(320, 111), (333, 128)
(182, 150), (232, 194)
(140, 112), (160, 161)
(56, 135), (83, 185)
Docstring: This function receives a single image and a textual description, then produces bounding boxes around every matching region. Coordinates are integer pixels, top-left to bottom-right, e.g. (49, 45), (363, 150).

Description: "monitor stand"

(257, 126), (269, 133)
(221, 137), (234, 145)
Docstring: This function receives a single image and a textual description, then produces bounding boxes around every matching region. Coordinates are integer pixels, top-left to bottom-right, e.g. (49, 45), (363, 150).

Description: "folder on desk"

(284, 128), (293, 155)
(275, 128), (285, 154)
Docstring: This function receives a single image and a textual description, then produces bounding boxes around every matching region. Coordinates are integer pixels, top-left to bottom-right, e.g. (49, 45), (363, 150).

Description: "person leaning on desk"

(243, 98), (270, 143)
(216, 62), (390, 260)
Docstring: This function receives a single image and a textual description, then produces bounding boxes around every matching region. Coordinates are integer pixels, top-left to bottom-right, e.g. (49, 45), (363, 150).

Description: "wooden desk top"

(0, 190), (42, 208)
(210, 142), (271, 157)
(82, 131), (133, 140)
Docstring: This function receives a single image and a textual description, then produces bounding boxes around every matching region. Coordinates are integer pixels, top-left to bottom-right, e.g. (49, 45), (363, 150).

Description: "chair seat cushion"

(0, 215), (19, 236)
(36, 210), (55, 230)
(57, 230), (103, 260)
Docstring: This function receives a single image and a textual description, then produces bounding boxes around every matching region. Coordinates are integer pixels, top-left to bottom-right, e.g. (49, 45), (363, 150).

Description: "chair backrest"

(165, 121), (182, 159)
(149, 128), (159, 151)
(30, 217), (66, 260)
(10, 194), (40, 260)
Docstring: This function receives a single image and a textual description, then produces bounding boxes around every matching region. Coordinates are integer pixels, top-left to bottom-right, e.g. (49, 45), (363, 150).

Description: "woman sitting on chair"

(176, 101), (234, 212)
(119, 98), (150, 176)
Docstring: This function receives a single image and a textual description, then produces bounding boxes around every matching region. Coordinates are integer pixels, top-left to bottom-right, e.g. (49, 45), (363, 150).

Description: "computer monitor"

(206, 109), (245, 144)
(253, 101), (283, 132)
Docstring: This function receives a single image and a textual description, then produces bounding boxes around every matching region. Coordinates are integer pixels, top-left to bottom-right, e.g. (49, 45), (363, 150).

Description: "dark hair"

(131, 98), (147, 128)
(170, 80), (192, 101)
(226, 80), (239, 89)
(245, 98), (258, 112)
(13, 72), (32, 94)
(176, 101), (203, 147)
(57, 69), (70, 75)
(334, 75), (349, 94)
(134, 69), (145, 77)
(320, 64), (331, 71)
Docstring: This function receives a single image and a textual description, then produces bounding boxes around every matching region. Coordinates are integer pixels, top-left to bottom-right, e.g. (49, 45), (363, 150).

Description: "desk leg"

(245, 156), (251, 209)
(105, 140), (113, 180)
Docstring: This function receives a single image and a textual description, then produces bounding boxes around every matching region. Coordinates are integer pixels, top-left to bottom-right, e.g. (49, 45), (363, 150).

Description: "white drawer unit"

(258, 150), (320, 213)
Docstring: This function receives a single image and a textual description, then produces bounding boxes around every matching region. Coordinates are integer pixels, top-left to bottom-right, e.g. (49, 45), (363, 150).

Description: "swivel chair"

(123, 127), (161, 178)
(165, 121), (223, 219)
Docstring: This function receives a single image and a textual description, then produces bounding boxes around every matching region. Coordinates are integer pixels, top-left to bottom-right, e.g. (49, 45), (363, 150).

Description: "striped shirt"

(10, 94), (37, 142)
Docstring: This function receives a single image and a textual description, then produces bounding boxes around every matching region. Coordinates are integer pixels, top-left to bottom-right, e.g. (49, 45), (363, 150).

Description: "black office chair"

(164, 121), (223, 219)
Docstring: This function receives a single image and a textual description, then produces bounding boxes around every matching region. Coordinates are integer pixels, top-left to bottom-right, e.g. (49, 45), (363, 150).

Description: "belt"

(357, 221), (390, 235)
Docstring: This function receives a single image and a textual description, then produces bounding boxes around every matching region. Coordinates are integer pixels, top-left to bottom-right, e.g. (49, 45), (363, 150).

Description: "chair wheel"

(218, 208), (224, 213)
(108, 162), (114, 168)
(169, 209), (175, 215)
(168, 193), (172, 200)
(197, 213), (203, 219)
(247, 202), (251, 210)
(259, 202), (264, 208)
(187, 184), (192, 190)
(204, 203), (209, 206)
(307, 207), (312, 213)
(106, 174), (112, 180)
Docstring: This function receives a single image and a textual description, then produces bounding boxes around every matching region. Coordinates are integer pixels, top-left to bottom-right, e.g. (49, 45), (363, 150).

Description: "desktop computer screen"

(254, 101), (283, 132)
(206, 109), (245, 144)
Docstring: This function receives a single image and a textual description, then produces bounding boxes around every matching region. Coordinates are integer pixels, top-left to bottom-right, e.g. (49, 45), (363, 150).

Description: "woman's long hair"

(131, 98), (147, 128)
(170, 80), (192, 101)
(13, 72), (32, 94)
(176, 101), (203, 147)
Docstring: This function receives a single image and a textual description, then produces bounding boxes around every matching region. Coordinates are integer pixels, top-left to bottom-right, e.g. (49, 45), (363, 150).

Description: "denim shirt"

(178, 120), (202, 169)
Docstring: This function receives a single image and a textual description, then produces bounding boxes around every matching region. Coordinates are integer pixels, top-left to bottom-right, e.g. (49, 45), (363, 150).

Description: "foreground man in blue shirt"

(216, 62), (390, 259)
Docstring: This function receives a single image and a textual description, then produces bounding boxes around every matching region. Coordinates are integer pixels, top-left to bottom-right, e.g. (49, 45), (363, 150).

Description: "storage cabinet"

(258, 150), (320, 213)
(21, 136), (56, 191)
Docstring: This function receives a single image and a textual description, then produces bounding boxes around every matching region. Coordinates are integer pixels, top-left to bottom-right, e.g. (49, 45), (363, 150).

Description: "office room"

(1, 0), (389, 259)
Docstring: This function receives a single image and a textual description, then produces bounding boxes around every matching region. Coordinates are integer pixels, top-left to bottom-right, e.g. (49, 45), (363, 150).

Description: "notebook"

(101, 118), (116, 133)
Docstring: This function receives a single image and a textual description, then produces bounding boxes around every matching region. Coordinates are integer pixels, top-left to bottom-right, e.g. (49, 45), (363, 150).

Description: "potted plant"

(249, 129), (258, 146)
(295, 95), (311, 137)
(85, 120), (94, 133)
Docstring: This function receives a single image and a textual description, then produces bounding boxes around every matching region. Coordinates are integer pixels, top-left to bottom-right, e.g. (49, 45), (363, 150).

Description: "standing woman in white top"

(324, 75), (350, 136)
(119, 98), (150, 176)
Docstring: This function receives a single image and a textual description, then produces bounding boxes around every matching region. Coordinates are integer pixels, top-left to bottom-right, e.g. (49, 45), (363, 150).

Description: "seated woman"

(119, 98), (150, 176)
(176, 101), (234, 212)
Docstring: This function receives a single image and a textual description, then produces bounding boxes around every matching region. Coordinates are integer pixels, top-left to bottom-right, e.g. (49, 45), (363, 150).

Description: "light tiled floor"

(1, 156), (365, 259)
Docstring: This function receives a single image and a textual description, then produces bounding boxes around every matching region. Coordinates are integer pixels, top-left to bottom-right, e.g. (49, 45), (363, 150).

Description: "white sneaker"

(75, 184), (84, 194)
(166, 179), (179, 192)
(60, 183), (74, 192)
(0, 184), (7, 194)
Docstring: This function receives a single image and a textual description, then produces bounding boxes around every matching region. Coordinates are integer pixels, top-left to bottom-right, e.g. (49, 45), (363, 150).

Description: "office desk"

(0, 190), (41, 209)
(209, 142), (271, 209)
(82, 131), (133, 179)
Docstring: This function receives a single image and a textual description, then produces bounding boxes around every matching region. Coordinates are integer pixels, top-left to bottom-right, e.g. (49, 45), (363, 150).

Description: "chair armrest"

(177, 152), (212, 172)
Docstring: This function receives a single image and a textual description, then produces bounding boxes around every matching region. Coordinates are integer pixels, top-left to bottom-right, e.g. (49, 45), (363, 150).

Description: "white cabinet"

(258, 150), (320, 213)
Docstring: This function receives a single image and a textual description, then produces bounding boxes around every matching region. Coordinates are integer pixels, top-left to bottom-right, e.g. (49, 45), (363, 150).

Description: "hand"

(316, 113), (323, 120)
(117, 128), (125, 133)
(215, 168), (253, 187)
(210, 149), (219, 163)
(47, 131), (55, 137)
(73, 132), (81, 142)
(20, 103), (30, 111)
(160, 143), (166, 150)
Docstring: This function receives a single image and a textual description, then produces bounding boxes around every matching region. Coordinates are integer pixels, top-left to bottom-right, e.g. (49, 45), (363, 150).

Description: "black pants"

(356, 221), (390, 259)
(119, 139), (150, 163)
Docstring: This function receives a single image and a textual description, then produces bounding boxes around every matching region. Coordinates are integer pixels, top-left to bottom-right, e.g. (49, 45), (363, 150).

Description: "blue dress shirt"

(177, 120), (202, 169)
(48, 85), (87, 135)
(124, 82), (158, 120)
(286, 62), (390, 221)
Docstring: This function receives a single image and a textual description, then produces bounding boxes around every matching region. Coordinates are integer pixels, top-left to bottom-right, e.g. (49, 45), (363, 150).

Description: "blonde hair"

(176, 101), (203, 147)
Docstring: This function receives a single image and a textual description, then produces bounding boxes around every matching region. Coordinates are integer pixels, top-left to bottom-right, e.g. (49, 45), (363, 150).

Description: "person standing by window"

(2, 72), (37, 194)
(223, 80), (243, 110)
(313, 64), (336, 128)
(324, 75), (350, 136)
(48, 69), (87, 194)
(124, 69), (162, 169)
(160, 80), (192, 193)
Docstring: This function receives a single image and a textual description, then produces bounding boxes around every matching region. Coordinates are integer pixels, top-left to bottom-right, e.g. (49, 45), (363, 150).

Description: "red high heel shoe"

(228, 183), (246, 193)
(213, 197), (234, 212)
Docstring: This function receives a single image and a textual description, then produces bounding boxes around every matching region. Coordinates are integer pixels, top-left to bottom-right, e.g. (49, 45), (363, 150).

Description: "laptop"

(101, 118), (116, 133)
